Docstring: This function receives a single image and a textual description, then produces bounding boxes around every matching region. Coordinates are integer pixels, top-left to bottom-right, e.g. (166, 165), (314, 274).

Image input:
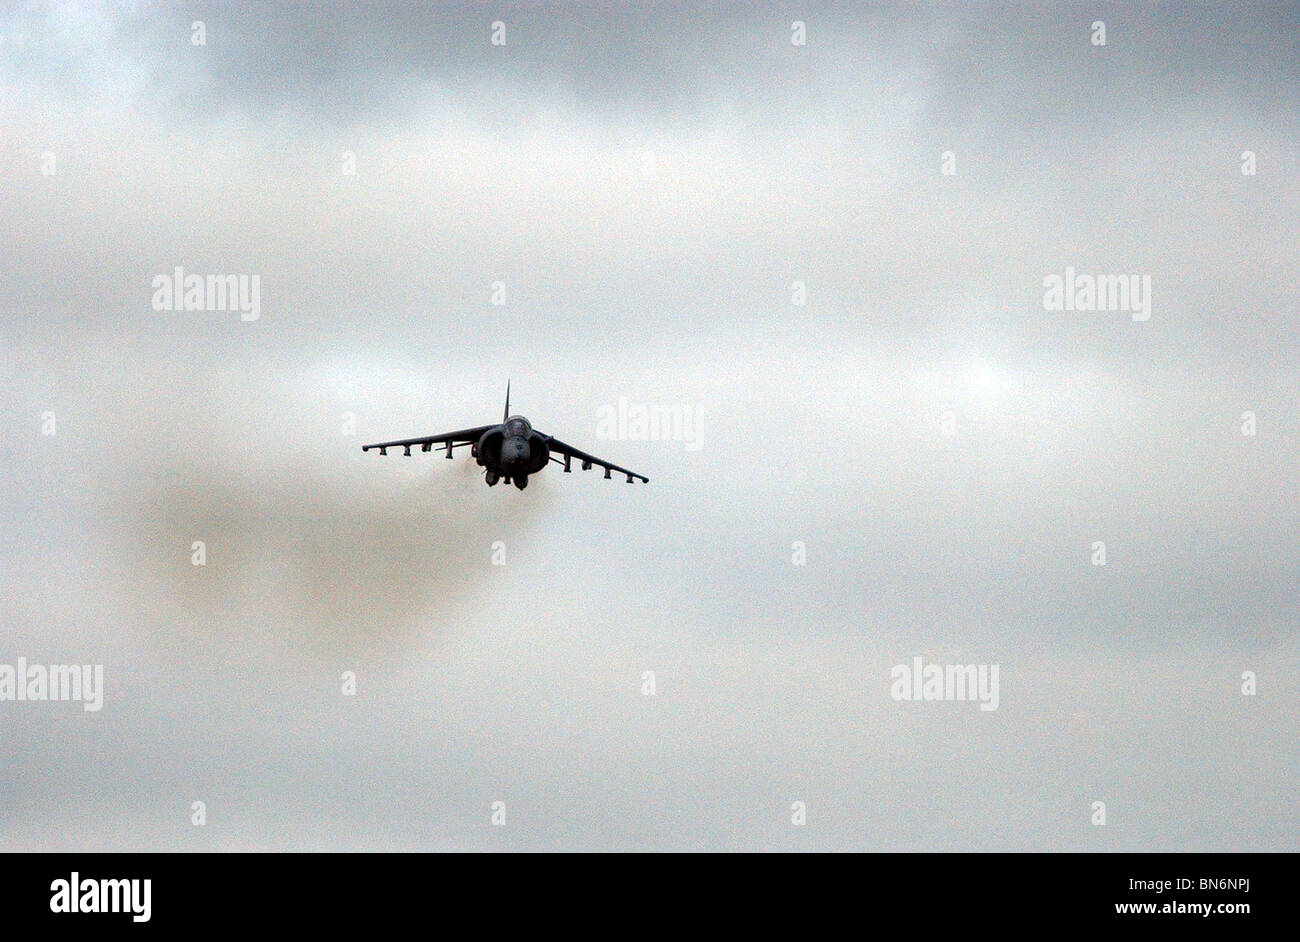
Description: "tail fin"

(502, 380), (511, 423)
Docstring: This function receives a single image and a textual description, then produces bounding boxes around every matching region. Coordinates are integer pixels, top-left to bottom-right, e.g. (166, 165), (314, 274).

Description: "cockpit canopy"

(505, 416), (531, 438)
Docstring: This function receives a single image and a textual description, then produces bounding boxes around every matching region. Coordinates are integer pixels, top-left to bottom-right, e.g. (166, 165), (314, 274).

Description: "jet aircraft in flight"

(362, 384), (649, 490)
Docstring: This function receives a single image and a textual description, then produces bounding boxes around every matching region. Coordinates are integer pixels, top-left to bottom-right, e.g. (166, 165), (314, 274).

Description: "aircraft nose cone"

(504, 438), (529, 467)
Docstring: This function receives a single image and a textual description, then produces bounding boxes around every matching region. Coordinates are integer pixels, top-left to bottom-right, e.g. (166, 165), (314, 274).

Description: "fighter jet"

(361, 383), (649, 490)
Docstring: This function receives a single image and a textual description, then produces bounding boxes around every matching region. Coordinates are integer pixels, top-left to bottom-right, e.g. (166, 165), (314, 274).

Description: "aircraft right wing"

(542, 435), (649, 483)
(361, 425), (494, 457)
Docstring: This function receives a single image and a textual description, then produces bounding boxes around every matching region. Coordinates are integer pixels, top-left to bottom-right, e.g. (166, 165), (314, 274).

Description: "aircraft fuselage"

(474, 416), (550, 489)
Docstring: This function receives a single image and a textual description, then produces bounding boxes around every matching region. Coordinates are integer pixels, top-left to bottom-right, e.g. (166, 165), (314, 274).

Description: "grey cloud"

(1, 1), (1296, 851)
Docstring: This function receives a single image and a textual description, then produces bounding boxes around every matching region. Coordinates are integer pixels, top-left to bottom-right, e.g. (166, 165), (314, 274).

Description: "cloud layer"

(1, 1), (1296, 850)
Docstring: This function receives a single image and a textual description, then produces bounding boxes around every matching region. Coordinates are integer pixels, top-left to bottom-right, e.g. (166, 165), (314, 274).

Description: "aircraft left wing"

(361, 425), (493, 456)
(543, 435), (649, 483)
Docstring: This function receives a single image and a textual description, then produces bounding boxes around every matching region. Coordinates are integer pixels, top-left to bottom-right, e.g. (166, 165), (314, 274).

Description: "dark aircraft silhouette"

(361, 384), (649, 490)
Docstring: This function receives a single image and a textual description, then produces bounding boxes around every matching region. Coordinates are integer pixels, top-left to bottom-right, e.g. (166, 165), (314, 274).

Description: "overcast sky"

(2, 1), (1297, 850)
